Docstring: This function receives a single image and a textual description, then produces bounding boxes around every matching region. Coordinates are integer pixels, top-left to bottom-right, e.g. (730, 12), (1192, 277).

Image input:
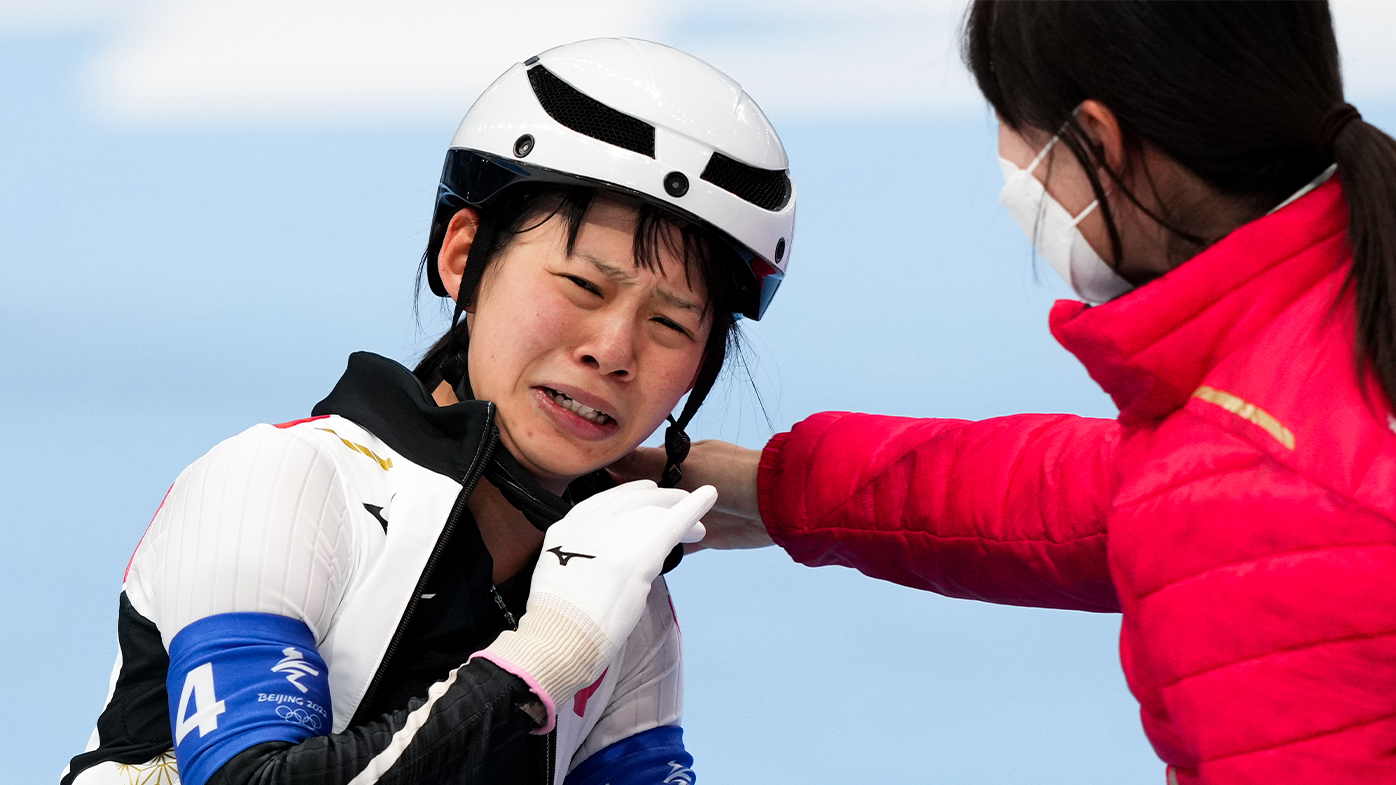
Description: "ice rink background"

(4, 2), (1396, 782)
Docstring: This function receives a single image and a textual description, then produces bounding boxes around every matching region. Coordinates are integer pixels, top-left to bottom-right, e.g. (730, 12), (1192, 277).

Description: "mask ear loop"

(1024, 133), (1059, 178)
(1068, 196), (1103, 227)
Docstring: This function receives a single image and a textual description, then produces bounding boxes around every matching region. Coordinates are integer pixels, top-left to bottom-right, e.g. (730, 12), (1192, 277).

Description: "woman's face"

(451, 198), (711, 491)
(998, 108), (1253, 281)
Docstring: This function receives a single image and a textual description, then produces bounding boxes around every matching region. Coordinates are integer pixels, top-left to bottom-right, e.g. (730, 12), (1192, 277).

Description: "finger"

(569, 478), (659, 515)
(680, 520), (707, 544)
(573, 487), (692, 525)
(659, 485), (718, 540)
(599, 485), (688, 512)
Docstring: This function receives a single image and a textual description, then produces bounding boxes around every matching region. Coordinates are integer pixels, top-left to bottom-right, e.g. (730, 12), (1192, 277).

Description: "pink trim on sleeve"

(468, 651), (558, 735)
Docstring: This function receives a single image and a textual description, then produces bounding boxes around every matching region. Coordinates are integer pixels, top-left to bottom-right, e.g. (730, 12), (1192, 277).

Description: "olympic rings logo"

(275, 704), (324, 731)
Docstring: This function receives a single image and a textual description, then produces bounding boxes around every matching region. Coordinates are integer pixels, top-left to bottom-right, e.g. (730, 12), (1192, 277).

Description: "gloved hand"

(476, 480), (714, 731)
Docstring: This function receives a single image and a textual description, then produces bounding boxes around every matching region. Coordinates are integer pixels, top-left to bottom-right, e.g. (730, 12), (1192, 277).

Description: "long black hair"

(965, 1), (1396, 410)
(414, 184), (742, 429)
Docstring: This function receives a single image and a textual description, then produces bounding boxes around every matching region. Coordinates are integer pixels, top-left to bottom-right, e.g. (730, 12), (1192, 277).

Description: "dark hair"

(965, 0), (1396, 409)
(413, 185), (742, 410)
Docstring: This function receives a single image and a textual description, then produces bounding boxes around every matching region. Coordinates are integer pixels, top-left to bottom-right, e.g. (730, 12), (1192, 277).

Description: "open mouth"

(540, 387), (615, 426)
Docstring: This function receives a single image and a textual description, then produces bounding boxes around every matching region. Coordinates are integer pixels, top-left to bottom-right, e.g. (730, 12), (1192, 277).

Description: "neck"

(468, 476), (545, 584)
(433, 380), (550, 583)
(1114, 148), (1266, 282)
(431, 379), (462, 407)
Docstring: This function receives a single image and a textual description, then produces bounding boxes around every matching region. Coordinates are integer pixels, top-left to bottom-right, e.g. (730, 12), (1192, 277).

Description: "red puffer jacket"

(758, 178), (1396, 783)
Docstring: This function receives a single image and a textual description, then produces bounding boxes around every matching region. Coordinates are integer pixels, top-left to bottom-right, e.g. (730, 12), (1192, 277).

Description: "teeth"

(546, 389), (613, 425)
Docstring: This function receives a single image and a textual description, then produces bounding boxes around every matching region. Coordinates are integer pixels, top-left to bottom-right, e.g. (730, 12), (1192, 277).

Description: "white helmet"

(426, 37), (796, 320)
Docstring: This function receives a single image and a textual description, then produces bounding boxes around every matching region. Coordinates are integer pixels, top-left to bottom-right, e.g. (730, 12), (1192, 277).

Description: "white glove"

(476, 480), (714, 730)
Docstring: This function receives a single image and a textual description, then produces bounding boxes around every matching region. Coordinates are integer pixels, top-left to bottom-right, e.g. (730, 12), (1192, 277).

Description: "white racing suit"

(62, 352), (695, 785)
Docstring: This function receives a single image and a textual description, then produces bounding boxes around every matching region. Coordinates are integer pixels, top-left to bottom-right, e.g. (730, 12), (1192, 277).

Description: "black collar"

(312, 352), (495, 483)
(310, 352), (616, 529)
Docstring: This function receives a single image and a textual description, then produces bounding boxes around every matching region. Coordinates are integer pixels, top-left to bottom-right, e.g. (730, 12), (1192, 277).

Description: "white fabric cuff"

(478, 593), (609, 733)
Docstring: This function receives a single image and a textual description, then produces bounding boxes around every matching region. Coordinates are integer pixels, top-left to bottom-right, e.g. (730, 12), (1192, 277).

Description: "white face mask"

(998, 134), (1133, 304)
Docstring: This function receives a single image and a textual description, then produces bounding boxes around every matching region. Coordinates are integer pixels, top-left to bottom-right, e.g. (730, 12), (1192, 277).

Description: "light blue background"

(6, 17), (1392, 785)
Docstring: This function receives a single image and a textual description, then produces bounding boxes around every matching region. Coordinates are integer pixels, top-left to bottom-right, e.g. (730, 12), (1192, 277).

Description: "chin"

(515, 437), (622, 485)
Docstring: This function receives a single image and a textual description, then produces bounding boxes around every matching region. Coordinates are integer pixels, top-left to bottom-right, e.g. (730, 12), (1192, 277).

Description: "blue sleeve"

(166, 613), (332, 785)
(564, 725), (695, 785)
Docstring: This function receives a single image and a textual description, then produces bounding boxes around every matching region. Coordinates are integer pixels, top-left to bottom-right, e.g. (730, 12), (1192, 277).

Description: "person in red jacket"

(616, 2), (1396, 782)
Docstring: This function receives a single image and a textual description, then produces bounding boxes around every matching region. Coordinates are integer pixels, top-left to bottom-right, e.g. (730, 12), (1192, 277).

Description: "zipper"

(490, 584), (518, 631)
(544, 726), (557, 785)
(348, 404), (500, 727)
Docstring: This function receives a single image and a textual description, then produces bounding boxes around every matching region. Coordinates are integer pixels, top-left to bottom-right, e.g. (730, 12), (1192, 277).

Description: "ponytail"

(1332, 114), (1396, 410)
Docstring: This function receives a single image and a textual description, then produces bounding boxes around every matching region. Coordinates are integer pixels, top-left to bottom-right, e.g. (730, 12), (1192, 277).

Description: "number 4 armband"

(167, 613), (333, 785)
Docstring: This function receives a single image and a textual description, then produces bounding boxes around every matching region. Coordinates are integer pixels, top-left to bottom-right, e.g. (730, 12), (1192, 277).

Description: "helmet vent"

(700, 152), (791, 211)
(527, 66), (656, 158)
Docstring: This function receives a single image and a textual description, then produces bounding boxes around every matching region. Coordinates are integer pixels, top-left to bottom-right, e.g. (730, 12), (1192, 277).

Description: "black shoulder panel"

(63, 592), (173, 784)
(312, 352), (495, 484)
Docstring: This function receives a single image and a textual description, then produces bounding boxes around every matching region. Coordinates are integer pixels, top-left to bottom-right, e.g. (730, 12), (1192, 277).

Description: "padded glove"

(475, 480), (714, 731)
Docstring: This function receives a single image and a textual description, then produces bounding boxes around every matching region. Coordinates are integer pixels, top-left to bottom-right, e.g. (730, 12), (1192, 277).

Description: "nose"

(576, 311), (637, 379)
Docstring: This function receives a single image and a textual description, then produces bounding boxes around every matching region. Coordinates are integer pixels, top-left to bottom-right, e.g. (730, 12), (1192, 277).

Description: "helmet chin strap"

(659, 339), (723, 489)
(659, 415), (690, 488)
(651, 369), (715, 573)
(651, 335), (724, 573)
(443, 209), (685, 571)
(484, 446), (576, 530)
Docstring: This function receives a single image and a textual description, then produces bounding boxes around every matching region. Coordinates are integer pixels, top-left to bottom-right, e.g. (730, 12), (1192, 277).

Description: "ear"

(438, 208), (482, 306)
(1075, 99), (1127, 179)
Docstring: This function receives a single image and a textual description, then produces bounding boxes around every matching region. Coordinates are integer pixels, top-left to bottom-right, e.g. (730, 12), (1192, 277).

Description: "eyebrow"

(578, 252), (703, 313)
(579, 253), (633, 283)
(656, 288), (702, 313)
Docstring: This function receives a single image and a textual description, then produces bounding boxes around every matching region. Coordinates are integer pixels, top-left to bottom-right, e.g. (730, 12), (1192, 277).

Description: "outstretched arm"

(618, 412), (1122, 612)
(760, 411), (1121, 612)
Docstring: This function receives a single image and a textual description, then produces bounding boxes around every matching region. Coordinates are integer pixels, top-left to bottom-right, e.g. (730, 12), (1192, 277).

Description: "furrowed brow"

(578, 251), (702, 314)
(656, 288), (702, 313)
(578, 252), (633, 283)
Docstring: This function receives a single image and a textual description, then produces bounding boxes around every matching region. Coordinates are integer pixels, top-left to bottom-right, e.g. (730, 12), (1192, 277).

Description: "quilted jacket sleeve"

(757, 411), (1122, 613)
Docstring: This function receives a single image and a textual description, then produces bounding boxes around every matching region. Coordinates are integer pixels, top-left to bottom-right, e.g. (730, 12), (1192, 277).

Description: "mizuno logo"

(271, 647), (320, 693)
(547, 546), (596, 566)
(364, 503), (388, 531)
